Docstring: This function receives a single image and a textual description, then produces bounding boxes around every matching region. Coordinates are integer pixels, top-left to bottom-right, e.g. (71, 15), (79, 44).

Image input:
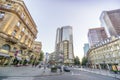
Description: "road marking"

(71, 72), (81, 75)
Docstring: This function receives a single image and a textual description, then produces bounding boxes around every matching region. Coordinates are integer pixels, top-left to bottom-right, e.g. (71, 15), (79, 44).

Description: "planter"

(51, 67), (57, 72)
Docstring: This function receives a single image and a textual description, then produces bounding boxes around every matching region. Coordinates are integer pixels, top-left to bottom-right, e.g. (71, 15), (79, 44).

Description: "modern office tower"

(100, 9), (120, 37)
(55, 26), (74, 64)
(83, 43), (89, 57)
(88, 27), (108, 47)
(0, 0), (38, 65)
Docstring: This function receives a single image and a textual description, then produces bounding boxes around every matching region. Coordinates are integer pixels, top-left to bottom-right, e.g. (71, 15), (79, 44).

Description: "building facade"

(88, 27), (108, 47)
(32, 41), (42, 65)
(0, 0), (38, 66)
(87, 36), (120, 71)
(83, 43), (89, 57)
(100, 9), (120, 37)
(55, 26), (74, 64)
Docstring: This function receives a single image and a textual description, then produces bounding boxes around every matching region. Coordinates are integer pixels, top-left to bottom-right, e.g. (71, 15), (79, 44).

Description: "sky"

(24, 0), (120, 60)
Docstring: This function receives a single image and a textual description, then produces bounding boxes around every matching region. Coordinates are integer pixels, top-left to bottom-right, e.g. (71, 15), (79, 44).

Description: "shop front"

(0, 52), (10, 66)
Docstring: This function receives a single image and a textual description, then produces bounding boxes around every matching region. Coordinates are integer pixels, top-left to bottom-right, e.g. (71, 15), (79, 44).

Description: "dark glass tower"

(55, 26), (74, 64)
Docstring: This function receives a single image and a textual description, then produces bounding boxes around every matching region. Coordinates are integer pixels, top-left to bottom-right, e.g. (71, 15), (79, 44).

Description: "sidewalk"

(77, 68), (120, 79)
(0, 66), (62, 77)
(0, 66), (62, 80)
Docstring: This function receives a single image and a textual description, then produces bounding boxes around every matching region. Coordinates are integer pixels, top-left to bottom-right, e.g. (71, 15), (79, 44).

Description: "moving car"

(63, 67), (70, 72)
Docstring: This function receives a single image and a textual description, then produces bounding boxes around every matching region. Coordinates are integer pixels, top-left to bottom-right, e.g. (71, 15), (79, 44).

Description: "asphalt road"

(0, 68), (119, 80)
(34, 69), (119, 80)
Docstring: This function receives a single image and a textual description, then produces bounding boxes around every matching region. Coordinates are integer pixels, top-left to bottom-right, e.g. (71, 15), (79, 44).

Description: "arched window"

(2, 44), (11, 51)
(13, 47), (17, 52)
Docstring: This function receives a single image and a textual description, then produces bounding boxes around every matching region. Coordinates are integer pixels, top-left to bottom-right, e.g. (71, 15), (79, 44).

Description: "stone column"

(8, 57), (13, 66)
(107, 64), (110, 70)
(99, 64), (101, 70)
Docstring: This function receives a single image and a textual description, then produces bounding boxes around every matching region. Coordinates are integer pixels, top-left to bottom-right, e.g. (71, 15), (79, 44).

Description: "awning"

(26, 58), (30, 61)
(0, 52), (10, 57)
(16, 56), (22, 61)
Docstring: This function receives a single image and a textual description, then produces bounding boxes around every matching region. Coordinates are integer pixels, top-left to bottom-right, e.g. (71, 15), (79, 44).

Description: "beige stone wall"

(88, 37), (120, 66)
(0, 0), (38, 65)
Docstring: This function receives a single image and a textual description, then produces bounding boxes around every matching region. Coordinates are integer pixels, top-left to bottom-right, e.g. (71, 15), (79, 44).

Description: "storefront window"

(2, 44), (10, 51)
(19, 50), (22, 54)
(0, 11), (5, 19)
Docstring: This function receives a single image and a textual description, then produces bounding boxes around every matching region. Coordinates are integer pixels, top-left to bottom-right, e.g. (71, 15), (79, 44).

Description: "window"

(25, 30), (28, 35)
(17, 21), (21, 27)
(12, 30), (17, 36)
(22, 28), (25, 32)
(24, 36), (27, 43)
(0, 11), (5, 19)
(21, 13), (25, 19)
(19, 50), (22, 54)
(26, 20), (29, 25)
(6, 4), (11, 9)
(18, 35), (22, 40)
(2, 44), (10, 51)
(13, 47), (17, 52)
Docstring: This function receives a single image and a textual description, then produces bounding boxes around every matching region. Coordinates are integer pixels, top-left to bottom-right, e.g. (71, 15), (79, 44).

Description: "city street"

(35, 69), (119, 80)
(0, 67), (119, 80)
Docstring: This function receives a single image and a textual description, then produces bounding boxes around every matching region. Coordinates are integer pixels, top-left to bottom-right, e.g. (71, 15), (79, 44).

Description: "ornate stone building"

(55, 26), (74, 65)
(0, 0), (38, 66)
(32, 41), (42, 65)
(87, 36), (120, 71)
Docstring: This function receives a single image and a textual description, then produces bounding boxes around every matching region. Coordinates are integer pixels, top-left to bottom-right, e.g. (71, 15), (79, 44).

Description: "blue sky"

(24, 0), (120, 60)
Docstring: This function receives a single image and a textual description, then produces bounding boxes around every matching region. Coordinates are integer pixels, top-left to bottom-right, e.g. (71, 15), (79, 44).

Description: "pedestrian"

(43, 65), (46, 73)
(39, 65), (41, 68)
(32, 62), (34, 67)
(61, 65), (64, 72)
(60, 66), (62, 72)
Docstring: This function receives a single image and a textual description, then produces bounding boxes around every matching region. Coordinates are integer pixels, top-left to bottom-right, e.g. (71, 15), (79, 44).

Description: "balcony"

(6, 35), (18, 44)
(20, 43), (27, 49)
(0, 32), (8, 39)
(0, 49), (10, 57)
(28, 48), (33, 52)
(0, 32), (18, 44)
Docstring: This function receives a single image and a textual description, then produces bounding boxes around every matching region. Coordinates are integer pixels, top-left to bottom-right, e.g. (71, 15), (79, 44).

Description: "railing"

(6, 35), (18, 44)
(20, 43), (27, 49)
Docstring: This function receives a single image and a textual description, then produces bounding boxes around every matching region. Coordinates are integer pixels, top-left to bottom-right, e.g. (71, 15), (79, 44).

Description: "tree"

(39, 51), (44, 61)
(81, 57), (88, 66)
(74, 56), (80, 65)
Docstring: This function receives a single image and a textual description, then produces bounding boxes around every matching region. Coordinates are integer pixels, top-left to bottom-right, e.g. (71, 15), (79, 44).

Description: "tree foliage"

(74, 56), (80, 65)
(39, 51), (44, 61)
(81, 57), (88, 66)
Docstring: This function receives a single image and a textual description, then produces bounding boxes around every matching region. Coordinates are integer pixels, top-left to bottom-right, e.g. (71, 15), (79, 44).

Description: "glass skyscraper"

(100, 9), (120, 37)
(88, 27), (108, 47)
(55, 26), (74, 64)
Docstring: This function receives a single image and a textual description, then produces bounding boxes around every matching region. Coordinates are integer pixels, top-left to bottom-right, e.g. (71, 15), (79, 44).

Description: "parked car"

(57, 65), (61, 69)
(63, 67), (70, 72)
